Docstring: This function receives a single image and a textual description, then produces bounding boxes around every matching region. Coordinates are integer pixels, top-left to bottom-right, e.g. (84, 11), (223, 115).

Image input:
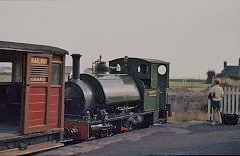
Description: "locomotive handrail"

(95, 73), (128, 76)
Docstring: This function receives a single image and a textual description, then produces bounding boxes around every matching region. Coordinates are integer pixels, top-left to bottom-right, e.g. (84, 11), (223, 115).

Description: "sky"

(0, 0), (240, 79)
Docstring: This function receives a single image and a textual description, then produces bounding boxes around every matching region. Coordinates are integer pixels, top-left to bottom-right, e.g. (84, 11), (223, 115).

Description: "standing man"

(210, 78), (224, 125)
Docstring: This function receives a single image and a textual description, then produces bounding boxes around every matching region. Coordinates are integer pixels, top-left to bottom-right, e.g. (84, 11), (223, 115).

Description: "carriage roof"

(0, 41), (69, 56)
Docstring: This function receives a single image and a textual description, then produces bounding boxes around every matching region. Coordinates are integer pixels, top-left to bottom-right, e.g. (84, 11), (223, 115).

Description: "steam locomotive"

(64, 54), (170, 140)
(0, 41), (170, 154)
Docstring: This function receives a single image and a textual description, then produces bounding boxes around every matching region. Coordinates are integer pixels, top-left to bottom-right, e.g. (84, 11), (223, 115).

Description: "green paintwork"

(151, 64), (158, 88)
(144, 89), (159, 122)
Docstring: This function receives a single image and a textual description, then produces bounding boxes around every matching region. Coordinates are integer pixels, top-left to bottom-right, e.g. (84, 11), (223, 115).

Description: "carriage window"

(51, 63), (61, 85)
(0, 62), (12, 82)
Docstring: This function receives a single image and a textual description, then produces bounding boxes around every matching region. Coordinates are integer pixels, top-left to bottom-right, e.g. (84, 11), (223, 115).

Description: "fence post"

(227, 87), (231, 114)
(208, 97), (211, 121)
(223, 87), (227, 113)
(207, 87), (212, 121)
(236, 88), (239, 115)
(231, 87), (236, 114)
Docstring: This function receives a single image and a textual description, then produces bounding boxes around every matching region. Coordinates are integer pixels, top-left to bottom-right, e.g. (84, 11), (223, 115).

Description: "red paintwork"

(48, 88), (60, 129)
(27, 87), (47, 127)
(27, 87), (60, 129)
(64, 121), (90, 140)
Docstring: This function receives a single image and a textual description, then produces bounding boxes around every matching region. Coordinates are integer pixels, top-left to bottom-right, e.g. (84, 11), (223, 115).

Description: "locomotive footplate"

(64, 111), (154, 141)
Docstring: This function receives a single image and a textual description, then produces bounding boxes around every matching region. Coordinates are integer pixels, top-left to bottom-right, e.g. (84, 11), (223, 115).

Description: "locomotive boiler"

(64, 54), (170, 140)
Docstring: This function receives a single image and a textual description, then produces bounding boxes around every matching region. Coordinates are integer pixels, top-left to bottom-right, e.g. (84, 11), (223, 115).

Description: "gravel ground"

(36, 121), (240, 156)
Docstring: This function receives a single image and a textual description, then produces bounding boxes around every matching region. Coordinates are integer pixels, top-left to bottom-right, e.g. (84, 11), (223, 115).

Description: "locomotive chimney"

(224, 61), (227, 69)
(71, 54), (82, 81)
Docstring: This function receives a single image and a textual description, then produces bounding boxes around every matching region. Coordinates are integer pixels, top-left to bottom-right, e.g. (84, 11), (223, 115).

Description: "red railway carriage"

(0, 41), (68, 153)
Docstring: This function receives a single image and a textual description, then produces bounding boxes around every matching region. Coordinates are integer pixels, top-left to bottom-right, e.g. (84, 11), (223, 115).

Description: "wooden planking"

(49, 96), (59, 105)
(27, 111), (45, 126)
(28, 111), (45, 120)
(28, 119), (45, 127)
(49, 110), (58, 117)
(48, 87), (60, 129)
(49, 88), (59, 107)
(49, 104), (58, 110)
(27, 87), (47, 127)
(48, 123), (58, 129)
(28, 96), (46, 103)
(48, 116), (58, 124)
(50, 87), (60, 94)
(27, 87), (60, 129)
(28, 88), (46, 103)
(29, 87), (46, 94)
(28, 103), (46, 111)
(48, 110), (59, 128)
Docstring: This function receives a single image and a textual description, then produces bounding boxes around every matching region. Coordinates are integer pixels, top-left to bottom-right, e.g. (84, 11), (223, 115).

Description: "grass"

(0, 74), (11, 82)
(169, 79), (210, 122)
(169, 80), (210, 88)
(168, 112), (208, 122)
(219, 78), (240, 88)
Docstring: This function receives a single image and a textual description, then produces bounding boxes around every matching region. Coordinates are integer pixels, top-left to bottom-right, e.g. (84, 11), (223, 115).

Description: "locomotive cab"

(109, 57), (170, 122)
